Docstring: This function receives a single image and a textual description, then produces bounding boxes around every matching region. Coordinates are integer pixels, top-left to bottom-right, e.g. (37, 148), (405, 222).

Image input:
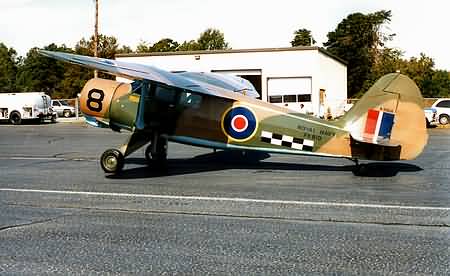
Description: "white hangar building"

(116, 46), (347, 117)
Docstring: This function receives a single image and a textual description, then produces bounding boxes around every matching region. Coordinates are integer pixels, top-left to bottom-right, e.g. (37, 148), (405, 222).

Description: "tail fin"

(337, 73), (427, 160)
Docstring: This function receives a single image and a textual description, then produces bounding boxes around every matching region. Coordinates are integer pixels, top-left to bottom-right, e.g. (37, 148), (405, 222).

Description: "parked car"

(431, 98), (450, 125)
(424, 107), (438, 128)
(51, 99), (76, 118)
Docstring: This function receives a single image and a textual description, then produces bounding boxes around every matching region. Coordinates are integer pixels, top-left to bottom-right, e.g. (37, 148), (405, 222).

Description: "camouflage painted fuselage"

(82, 79), (349, 159)
(171, 92), (350, 158)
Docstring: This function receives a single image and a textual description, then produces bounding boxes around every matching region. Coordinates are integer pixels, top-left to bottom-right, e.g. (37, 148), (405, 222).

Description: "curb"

(56, 117), (85, 123)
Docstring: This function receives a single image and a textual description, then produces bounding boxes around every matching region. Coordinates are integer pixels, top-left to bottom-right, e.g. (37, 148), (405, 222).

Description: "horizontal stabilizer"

(350, 135), (400, 148)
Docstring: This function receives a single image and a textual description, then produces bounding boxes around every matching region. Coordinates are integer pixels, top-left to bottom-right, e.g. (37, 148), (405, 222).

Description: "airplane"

(40, 50), (428, 175)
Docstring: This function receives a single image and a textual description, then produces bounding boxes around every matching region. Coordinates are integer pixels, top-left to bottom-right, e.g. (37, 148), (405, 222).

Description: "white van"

(0, 92), (57, 124)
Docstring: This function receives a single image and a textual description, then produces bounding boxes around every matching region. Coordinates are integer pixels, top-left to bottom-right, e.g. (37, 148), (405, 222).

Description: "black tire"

(63, 110), (71, 118)
(426, 119), (431, 128)
(144, 143), (168, 171)
(352, 164), (369, 176)
(100, 149), (124, 173)
(439, 114), (449, 125)
(9, 111), (22, 125)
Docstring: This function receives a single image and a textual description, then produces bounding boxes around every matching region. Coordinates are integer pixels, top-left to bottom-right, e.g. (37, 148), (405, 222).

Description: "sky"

(1, 0), (449, 70)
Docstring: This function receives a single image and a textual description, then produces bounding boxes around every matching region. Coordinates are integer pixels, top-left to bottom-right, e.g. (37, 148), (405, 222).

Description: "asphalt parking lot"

(0, 122), (449, 275)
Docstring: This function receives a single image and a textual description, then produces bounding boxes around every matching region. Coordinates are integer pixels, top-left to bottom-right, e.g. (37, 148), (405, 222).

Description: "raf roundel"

(222, 106), (258, 141)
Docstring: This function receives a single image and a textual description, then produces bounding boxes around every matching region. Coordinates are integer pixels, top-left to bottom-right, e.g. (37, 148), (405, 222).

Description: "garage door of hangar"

(211, 69), (262, 98)
(267, 77), (312, 111)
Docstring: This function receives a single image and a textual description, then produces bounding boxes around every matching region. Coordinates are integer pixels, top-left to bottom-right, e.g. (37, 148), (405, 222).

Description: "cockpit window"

(155, 85), (177, 103)
(179, 91), (201, 108)
(131, 80), (143, 94)
(154, 84), (202, 108)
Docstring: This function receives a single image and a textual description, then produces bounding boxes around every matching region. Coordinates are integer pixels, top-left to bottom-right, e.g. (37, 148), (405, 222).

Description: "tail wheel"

(100, 149), (124, 173)
(352, 164), (369, 176)
(9, 111), (22, 125)
(439, 114), (449, 125)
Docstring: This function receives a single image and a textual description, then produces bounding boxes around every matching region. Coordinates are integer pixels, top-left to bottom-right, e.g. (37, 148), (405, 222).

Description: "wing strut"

(135, 81), (150, 130)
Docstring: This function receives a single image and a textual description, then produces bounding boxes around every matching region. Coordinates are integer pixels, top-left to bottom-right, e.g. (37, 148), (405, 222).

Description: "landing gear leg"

(100, 131), (150, 174)
(145, 133), (168, 170)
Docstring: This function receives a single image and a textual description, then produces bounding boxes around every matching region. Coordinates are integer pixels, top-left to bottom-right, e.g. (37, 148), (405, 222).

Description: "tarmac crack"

(47, 137), (64, 144)
(4, 202), (449, 228)
(0, 207), (80, 233)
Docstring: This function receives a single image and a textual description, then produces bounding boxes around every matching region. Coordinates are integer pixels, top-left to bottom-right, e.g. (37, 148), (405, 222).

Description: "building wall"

(316, 53), (348, 117)
(116, 48), (347, 117)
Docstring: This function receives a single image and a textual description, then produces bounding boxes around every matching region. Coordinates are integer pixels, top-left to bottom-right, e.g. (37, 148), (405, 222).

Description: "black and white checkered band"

(260, 130), (314, 151)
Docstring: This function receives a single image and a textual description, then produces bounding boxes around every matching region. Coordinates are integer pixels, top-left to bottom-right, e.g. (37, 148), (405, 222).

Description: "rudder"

(337, 73), (427, 160)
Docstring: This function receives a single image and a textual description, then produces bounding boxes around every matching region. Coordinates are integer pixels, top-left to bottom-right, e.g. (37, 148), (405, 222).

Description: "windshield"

(60, 100), (70, 106)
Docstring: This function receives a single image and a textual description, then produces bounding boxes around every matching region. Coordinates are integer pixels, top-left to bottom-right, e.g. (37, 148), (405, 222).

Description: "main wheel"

(63, 110), (71, 118)
(9, 111), (22, 125)
(100, 149), (124, 173)
(144, 142), (167, 171)
(145, 144), (167, 162)
(439, 114), (449, 125)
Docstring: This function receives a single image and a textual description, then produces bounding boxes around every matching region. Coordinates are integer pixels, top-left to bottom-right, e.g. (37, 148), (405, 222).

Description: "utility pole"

(94, 0), (99, 78)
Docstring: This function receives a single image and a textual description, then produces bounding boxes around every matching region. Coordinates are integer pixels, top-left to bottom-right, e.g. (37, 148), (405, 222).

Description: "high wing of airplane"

(40, 50), (428, 175)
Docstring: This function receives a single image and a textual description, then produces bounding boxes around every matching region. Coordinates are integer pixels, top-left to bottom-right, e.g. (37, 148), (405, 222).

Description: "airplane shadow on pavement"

(106, 150), (423, 179)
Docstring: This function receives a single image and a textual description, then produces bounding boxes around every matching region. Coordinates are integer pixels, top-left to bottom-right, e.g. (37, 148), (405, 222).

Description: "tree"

(196, 28), (230, 50)
(151, 38), (179, 52)
(15, 43), (70, 96)
(136, 28), (230, 52)
(359, 47), (404, 96)
(117, 45), (133, 54)
(425, 70), (450, 98)
(0, 43), (18, 92)
(177, 40), (200, 51)
(362, 48), (449, 98)
(57, 34), (121, 98)
(291, 28), (316, 46)
(401, 53), (435, 97)
(136, 40), (152, 53)
(324, 10), (394, 98)
(75, 34), (119, 59)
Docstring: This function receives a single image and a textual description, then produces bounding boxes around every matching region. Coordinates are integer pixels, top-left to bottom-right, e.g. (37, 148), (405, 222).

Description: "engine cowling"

(80, 78), (138, 130)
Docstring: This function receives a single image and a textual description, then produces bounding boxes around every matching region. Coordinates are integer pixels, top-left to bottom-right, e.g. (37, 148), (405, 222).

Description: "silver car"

(51, 99), (76, 118)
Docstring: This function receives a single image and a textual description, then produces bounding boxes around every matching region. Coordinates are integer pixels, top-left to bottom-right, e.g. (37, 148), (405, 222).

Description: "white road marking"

(1, 188), (449, 211)
(8, 157), (64, 161)
(0, 156), (94, 161)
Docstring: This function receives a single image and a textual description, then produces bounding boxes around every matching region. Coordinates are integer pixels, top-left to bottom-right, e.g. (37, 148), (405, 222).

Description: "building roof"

(116, 46), (347, 65)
